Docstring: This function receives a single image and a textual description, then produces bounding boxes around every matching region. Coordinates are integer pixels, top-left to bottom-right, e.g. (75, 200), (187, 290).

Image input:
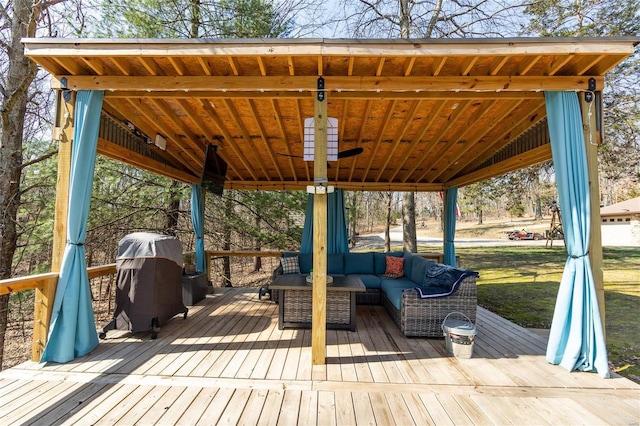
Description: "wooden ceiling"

(23, 38), (638, 191)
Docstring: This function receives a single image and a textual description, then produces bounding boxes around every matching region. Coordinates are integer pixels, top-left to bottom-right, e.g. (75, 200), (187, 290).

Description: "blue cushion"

(402, 252), (415, 278)
(385, 287), (406, 310)
(380, 277), (415, 294)
(410, 256), (435, 284)
(374, 251), (404, 275)
(350, 274), (382, 289)
(327, 254), (344, 275)
(298, 253), (312, 273)
(344, 253), (375, 274)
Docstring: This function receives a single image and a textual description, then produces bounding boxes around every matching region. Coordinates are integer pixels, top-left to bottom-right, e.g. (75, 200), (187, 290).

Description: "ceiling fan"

(277, 147), (364, 161)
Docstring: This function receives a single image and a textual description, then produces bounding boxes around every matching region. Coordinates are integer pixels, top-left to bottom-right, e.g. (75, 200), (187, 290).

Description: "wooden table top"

(270, 275), (366, 292)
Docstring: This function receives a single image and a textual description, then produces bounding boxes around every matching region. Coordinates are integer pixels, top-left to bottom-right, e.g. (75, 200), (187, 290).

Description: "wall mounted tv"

(200, 144), (227, 196)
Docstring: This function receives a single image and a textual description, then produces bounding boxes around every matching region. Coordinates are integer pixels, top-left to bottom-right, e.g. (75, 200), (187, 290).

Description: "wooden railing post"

(32, 90), (75, 361)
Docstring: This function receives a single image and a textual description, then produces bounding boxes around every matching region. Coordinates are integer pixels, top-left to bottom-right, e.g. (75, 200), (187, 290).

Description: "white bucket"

(442, 312), (477, 359)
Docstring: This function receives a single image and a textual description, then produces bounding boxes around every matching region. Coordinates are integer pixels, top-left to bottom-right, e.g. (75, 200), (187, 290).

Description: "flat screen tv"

(201, 144), (227, 196)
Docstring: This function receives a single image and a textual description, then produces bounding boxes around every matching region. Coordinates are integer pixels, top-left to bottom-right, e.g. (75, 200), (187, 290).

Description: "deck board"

(1, 288), (638, 425)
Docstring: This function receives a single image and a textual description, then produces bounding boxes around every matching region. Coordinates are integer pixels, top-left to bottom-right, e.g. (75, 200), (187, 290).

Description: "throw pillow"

(383, 255), (405, 278)
(281, 256), (300, 274)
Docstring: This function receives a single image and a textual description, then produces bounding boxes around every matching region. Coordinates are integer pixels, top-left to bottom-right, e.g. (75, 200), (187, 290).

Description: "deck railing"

(0, 264), (117, 363)
(0, 251), (284, 367)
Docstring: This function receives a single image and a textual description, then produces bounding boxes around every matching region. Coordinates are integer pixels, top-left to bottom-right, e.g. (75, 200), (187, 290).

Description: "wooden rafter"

(150, 99), (203, 167)
(221, 98), (270, 180)
(439, 100), (528, 182)
(362, 100), (396, 181)
(390, 100), (446, 182)
(22, 37), (636, 190)
(427, 100), (499, 183)
(247, 99), (284, 181)
(374, 100), (421, 182)
(270, 98), (298, 182)
(454, 104), (547, 178)
(199, 99), (255, 181)
(412, 100), (472, 183)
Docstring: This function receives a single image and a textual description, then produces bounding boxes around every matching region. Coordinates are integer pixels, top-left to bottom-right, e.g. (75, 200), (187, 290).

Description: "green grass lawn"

(414, 245), (640, 383)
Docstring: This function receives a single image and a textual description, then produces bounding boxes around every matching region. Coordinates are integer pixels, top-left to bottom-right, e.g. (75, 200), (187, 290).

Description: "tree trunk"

(0, 0), (44, 370)
(398, 2), (417, 253)
(253, 214), (261, 272)
(348, 192), (360, 248)
(384, 191), (392, 252)
(477, 209), (483, 225)
(165, 180), (181, 236)
(402, 192), (417, 252)
(535, 194), (543, 220)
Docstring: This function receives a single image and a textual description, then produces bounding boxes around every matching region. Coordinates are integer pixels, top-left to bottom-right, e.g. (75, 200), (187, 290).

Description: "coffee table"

(269, 275), (366, 331)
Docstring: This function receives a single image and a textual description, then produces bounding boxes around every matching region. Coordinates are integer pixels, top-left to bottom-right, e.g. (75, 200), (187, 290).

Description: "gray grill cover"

(117, 232), (184, 266)
(114, 233), (187, 333)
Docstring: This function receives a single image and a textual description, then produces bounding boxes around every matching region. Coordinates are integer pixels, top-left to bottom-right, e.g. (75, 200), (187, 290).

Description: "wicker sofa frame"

(381, 275), (477, 337)
(271, 252), (477, 338)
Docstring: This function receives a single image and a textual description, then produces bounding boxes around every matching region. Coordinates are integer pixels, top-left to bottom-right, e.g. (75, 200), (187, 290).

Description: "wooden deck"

(1, 288), (638, 425)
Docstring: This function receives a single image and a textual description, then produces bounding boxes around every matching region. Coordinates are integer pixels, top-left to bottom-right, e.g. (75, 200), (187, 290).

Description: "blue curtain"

(191, 184), (206, 273)
(300, 189), (349, 254)
(544, 91), (609, 378)
(41, 91), (104, 363)
(443, 187), (458, 266)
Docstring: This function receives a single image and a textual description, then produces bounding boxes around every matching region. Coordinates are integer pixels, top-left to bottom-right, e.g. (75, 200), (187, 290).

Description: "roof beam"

(447, 144), (552, 187)
(97, 138), (200, 184)
(225, 179), (445, 192)
(52, 75), (603, 92)
(103, 90), (545, 100)
(105, 98), (195, 172)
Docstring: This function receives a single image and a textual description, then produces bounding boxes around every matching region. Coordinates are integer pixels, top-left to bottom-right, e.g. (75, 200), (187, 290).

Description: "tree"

(340, 0), (524, 39)
(340, 0), (529, 251)
(95, 0), (325, 38)
(522, 0), (640, 201)
(0, 0), (68, 369)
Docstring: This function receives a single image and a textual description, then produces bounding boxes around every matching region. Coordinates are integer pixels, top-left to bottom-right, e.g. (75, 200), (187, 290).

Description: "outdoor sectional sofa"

(274, 251), (478, 337)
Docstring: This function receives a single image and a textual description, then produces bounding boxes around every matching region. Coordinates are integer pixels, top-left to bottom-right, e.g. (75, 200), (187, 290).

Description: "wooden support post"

(312, 78), (328, 366)
(580, 91), (606, 338)
(32, 90), (75, 361)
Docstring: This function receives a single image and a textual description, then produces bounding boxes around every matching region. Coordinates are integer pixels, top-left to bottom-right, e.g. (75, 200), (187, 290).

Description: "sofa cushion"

(297, 253), (312, 273)
(344, 252), (375, 274)
(410, 256), (435, 284)
(328, 254), (345, 275)
(380, 277), (415, 294)
(384, 256), (405, 278)
(384, 287), (406, 310)
(402, 252), (417, 278)
(374, 251), (404, 275)
(350, 274), (382, 289)
(280, 256), (300, 274)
